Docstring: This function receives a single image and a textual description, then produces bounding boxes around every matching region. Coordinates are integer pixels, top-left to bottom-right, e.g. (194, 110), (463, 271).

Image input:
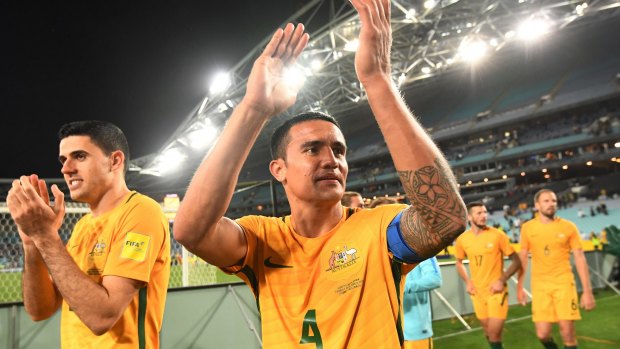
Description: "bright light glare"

(424, 0), (436, 9)
(517, 18), (551, 41)
(398, 73), (407, 86)
(187, 124), (218, 150)
(209, 72), (231, 95)
(156, 148), (186, 174)
(310, 59), (323, 71)
(406, 8), (417, 20)
(586, 161), (593, 166)
(344, 39), (359, 52)
(283, 67), (306, 89)
(614, 141), (620, 148)
(421, 66), (431, 74)
(459, 39), (488, 62)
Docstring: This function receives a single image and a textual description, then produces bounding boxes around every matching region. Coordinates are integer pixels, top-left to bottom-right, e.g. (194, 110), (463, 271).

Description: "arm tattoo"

(398, 158), (466, 259)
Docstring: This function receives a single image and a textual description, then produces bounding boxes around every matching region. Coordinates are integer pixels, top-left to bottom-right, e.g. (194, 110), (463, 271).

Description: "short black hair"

(466, 201), (485, 213)
(58, 120), (130, 174)
(270, 111), (341, 160)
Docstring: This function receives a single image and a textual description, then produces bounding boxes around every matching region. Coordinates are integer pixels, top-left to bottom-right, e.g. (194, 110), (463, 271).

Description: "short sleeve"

(454, 236), (466, 260)
(520, 224), (530, 251)
(102, 199), (169, 283)
(499, 232), (515, 256)
(219, 215), (260, 274)
(567, 221), (583, 250)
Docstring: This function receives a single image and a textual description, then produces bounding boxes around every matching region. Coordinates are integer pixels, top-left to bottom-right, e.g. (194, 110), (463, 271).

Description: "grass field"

(434, 289), (620, 348)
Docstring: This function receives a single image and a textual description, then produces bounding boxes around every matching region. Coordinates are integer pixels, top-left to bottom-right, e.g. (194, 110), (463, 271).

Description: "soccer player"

(173, 0), (467, 347)
(517, 189), (595, 349)
(403, 257), (442, 349)
(455, 202), (521, 349)
(341, 191), (365, 208)
(7, 121), (170, 348)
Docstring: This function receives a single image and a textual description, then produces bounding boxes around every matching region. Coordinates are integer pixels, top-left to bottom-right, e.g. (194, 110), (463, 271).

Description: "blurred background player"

(518, 189), (595, 349)
(403, 257), (442, 349)
(341, 191), (365, 208)
(456, 202), (521, 349)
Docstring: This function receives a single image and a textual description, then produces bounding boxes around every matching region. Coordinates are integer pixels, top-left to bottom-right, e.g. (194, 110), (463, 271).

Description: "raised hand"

(7, 174), (66, 244)
(242, 23), (309, 117)
(349, 0), (392, 86)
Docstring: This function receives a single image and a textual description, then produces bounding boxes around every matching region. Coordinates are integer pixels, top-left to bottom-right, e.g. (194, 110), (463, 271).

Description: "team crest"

(322, 243), (364, 281)
(89, 240), (107, 257)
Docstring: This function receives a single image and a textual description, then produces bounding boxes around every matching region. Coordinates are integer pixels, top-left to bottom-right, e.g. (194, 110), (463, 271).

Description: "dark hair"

(58, 120), (130, 174)
(368, 197), (397, 208)
(534, 189), (555, 203)
(466, 201), (485, 213)
(270, 111), (341, 160)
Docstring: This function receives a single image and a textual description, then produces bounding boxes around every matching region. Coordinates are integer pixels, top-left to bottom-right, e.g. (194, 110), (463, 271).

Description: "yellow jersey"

(223, 204), (413, 348)
(61, 191), (171, 349)
(454, 227), (514, 295)
(520, 216), (581, 284)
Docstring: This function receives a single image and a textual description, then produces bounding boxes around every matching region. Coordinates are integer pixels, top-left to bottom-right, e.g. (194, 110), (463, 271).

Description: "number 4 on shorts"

(300, 309), (323, 348)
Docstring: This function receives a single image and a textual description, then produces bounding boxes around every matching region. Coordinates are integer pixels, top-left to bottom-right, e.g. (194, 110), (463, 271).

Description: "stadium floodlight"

(502, 175), (508, 179)
(283, 67), (306, 90)
(421, 66), (432, 74)
(209, 72), (231, 95)
(586, 161), (593, 166)
(458, 38), (488, 63)
(542, 168), (547, 173)
(187, 121), (218, 151)
(614, 141), (620, 148)
(517, 17), (551, 41)
(505, 30), (516, 39)
(544, 174), (551, 179)
(344, 39), (359, 52)
(483, 178), (489, 182)
(406, 8), (417, 20)
(155, 147), (186, 175)
(310, 59), (323, 71)
(398, 73), (407, 86)
(489, 38), (499, 47)
(520, 172), (526, 176)
(424, 0), (436, 9)
(562, 165), (569, 170)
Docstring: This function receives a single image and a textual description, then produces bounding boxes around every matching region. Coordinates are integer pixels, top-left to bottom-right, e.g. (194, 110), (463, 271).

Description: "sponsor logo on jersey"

(264, 256), (293, 268)
(121, 232), (150, 261)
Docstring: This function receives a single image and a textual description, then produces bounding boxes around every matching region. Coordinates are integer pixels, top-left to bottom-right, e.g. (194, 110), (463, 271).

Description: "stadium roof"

(127, 0), (620, 197)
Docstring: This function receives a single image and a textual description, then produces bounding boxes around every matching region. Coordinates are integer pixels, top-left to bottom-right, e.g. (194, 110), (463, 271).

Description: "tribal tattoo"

(398, 158), (466, 259)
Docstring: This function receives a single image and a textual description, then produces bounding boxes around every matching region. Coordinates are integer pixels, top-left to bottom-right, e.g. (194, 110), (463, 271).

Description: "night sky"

(1, 1), (309, 178)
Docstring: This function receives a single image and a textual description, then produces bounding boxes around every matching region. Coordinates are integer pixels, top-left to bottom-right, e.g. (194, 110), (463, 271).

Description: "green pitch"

(434, 289), (620, 348)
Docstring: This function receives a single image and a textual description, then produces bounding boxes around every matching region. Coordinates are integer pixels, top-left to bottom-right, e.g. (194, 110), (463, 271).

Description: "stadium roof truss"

(129, 0), (619, 186)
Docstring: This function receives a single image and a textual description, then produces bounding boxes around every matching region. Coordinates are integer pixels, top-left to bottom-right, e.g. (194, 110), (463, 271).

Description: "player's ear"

(269, 158), (286, 183)
(110, 150), (125, 172)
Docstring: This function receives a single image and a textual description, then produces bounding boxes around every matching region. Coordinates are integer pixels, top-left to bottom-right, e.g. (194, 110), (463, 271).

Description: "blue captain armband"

(387, 211), (424, 263)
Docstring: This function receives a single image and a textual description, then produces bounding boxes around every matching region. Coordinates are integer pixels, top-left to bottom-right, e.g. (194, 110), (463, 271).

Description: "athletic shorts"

(471, 290), (509, 320)
(531, 281), (581, 322)
(404, 338), (433, 349)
